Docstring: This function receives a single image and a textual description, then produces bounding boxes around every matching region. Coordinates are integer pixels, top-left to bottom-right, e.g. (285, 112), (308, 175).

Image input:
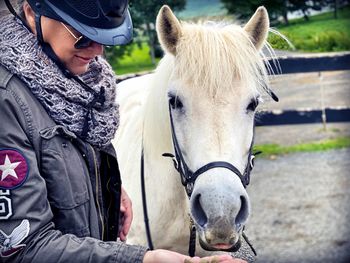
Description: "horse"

(113, 5), (277, 257)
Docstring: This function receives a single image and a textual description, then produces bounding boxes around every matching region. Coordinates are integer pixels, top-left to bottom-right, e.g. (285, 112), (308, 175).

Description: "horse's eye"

(246, 98), (259, 112)
(169, 95), (183, 110)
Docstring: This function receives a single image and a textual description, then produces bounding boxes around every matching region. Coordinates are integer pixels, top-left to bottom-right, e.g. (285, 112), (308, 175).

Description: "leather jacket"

(0, 64), (148, 262)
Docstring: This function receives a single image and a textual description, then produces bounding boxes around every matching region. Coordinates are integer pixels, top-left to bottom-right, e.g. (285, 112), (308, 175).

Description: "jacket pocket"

(40, 125), (91, 236)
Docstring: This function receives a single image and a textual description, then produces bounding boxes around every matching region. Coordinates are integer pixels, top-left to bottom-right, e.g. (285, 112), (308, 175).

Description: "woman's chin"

(69, 65), (89, 76)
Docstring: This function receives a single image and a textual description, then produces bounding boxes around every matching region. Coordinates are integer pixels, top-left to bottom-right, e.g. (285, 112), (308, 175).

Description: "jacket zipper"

(89, 144), (105, 240)
(106, 156), (113, 222)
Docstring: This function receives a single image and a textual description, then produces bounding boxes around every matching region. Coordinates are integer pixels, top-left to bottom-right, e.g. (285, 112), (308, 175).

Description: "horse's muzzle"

(198, 233), (242, 252)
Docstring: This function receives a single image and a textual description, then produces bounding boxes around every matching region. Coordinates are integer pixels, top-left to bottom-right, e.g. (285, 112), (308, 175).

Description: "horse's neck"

(142, 56), (187, 202)
(143, 55), (174, 159)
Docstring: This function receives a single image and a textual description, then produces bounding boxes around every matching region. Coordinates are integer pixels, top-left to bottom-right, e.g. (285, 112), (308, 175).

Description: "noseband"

(161, 103), (257, 256)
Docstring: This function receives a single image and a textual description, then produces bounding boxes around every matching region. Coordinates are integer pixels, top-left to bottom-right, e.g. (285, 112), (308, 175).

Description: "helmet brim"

(47, 2), (133, 46)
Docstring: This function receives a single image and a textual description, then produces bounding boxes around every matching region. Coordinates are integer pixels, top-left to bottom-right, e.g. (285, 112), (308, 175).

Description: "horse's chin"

(198, 235), (242, 252)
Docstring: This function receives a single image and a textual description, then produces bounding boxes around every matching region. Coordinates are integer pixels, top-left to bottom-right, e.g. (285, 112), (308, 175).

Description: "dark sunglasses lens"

(75, 36), (93, 49)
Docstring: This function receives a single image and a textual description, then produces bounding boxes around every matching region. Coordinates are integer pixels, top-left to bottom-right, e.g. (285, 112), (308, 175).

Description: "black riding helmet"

(26, 0), (133, 46)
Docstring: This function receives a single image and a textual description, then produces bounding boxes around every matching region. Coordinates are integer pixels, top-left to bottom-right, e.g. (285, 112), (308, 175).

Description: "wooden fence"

(257, 52), (350, 126)
(117, 52), (350, 126)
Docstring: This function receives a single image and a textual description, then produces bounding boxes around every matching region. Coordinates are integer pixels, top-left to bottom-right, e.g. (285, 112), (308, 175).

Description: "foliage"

(104, 44), (135, 67)
(105, 0), (185, 70)
(287, 0), (325, 20)
(220, 0), (287, 22)
(254, 136), (350, 158)
(129, 0), (186, 64)
(268, 5), (350, 51)
(220, 0), (348, 24)
(112, 42), (161, 75)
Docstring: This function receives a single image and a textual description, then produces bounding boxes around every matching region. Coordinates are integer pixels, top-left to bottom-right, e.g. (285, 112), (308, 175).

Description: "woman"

(0, 1), (246, 262)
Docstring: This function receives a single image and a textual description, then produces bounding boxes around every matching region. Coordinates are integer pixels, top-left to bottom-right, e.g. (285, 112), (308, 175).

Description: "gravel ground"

(236, 66), (350, 263)
(244, 147), (350, 263)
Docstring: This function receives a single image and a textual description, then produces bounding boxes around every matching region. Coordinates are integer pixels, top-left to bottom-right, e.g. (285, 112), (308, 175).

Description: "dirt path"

(244, 148), (350, 263)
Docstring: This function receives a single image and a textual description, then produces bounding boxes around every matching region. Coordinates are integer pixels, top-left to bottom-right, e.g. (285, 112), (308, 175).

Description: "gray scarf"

(0, 15), (119, 149)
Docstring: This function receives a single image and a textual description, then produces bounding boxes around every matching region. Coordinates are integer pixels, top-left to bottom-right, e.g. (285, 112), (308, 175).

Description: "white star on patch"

(0, 155), (21, 181)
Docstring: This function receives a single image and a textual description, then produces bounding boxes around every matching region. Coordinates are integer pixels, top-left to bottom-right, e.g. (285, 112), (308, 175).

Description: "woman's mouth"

(75, 55), (93, 65)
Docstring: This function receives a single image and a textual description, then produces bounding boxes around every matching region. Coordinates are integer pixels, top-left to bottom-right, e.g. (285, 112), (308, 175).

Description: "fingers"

(119, 187), (133, 241)
(183, 255), (247, 263)
(142, 249), (247, 263)
(120, 212), (132, 241)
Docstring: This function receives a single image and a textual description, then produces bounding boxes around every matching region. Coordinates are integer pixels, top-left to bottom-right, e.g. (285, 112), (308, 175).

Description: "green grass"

(113, 42), (160, 75)
(269, 6), (350, 52)
(254, 136), (350, 158)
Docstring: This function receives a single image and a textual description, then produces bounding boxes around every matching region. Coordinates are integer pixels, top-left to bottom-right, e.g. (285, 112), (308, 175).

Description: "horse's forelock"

(170, 22), (269, 99)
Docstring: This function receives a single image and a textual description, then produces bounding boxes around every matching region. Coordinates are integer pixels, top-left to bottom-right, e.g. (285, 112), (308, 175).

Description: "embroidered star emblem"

(0, 155), (21, 181)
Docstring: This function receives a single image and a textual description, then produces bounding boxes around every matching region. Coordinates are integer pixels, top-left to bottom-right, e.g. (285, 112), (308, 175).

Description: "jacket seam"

(5, 84), (36, 145)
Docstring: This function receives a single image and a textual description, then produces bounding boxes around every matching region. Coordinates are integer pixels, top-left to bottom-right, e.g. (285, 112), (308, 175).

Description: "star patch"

(0, 219), (30, 257)
(0, 149), (29, 190)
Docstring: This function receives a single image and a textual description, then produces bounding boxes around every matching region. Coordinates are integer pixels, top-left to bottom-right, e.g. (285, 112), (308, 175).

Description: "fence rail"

(117, 52), (350, 126)
(259, 52), (350, 126)
(266, 52), (350, 75)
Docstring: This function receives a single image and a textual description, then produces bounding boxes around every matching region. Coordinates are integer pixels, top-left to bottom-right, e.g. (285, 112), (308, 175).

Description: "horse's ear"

(156, 5), (182, 56)
(244, 6), (269, 50)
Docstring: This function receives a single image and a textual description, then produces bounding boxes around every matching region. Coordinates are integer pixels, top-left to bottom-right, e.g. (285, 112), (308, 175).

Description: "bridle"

(140, 88), (278, 256)
(141, 103), (259, 257)
(163, 103), (256, 197)
(163, 103), (258, 256)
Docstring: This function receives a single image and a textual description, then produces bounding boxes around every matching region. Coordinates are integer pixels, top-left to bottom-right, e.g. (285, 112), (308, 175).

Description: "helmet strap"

(32, 13), (73, 78)
(4, 0), (31, 32)
(4, 0), (18, 18)
(35, 13), (44, 44)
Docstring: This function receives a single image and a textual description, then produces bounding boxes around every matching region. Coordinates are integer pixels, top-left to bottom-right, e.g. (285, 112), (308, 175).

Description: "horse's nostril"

(191, 193), (208, 227)
(235, 195), (249, 227)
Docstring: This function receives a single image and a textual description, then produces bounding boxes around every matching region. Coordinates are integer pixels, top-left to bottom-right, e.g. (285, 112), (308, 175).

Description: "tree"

(104, 44), (134, 69)
(287, 0), (325, 21)
(104, 1), (185, 70)
(323, 0), (349, 19)
(221, 0), (348, 25)
(220, 0), (288, 24)
(129, 0), (186, 64)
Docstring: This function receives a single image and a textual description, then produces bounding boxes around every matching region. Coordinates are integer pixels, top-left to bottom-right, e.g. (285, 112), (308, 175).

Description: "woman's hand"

(119, 187), (133, 241)
(143, 249), (247, 263)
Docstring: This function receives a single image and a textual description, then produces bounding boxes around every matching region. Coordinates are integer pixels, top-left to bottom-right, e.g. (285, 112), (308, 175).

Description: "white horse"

(113, 5), (275, 257)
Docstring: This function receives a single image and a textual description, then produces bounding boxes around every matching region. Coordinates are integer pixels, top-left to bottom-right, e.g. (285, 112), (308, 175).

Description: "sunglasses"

(60, 22), (93, 49)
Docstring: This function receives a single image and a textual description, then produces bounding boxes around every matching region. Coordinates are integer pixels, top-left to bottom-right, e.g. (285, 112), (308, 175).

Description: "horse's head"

(155, 6), (271, 252)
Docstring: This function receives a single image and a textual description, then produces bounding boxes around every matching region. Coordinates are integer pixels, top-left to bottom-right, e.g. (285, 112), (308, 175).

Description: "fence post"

(319, 71), (327, 131)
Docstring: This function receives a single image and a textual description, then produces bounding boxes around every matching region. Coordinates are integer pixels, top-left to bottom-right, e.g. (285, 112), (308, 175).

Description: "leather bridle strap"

(140, 149), (154, 250)
(164, 103), (252, 197)
(192, 161), (244, 186)
(162, 103), (256, 256)
(142, 102), (259, 257)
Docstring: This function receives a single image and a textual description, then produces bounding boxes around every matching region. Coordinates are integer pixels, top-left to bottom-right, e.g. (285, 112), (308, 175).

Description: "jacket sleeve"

(0, 78), (148, 262)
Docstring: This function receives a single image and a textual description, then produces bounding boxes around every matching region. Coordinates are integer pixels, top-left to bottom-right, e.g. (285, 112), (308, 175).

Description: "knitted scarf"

(0, 15), (119, 149)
